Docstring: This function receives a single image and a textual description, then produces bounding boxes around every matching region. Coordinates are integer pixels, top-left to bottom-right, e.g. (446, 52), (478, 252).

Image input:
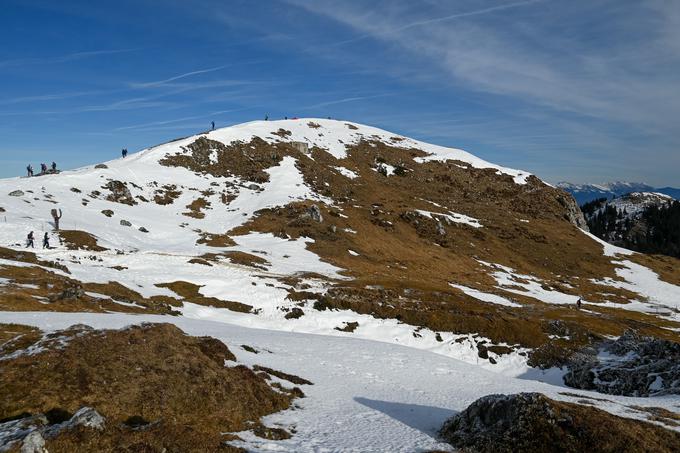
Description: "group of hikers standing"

(26, 162), (57, 177)
(26, 231), (51, 249)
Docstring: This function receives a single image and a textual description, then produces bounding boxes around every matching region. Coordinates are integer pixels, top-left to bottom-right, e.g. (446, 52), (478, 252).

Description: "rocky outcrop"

(439, 392), (680, 453)
(0, 407), (105, 452)
(556, 192), (588, 230)
(103, 180), (136, 206)
(563, 330), (680, 396)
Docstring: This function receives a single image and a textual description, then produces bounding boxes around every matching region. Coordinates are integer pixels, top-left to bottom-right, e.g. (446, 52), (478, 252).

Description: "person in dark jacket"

(211, 121), (215, 131)
(26, 165), (33, 177)
(576, 298), (582, 310)
(26, 231), (35, 248)
(51, 161), (57, 172)
(42, 232), (50, 249)
(40, 163), (47, 174)
(122, 148), (128, 158)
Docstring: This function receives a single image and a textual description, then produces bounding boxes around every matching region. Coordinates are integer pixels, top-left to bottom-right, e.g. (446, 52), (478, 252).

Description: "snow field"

(3, 312), (678, 453)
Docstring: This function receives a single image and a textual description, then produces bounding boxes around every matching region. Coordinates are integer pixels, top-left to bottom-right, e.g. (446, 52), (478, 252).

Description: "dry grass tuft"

(0, 323), (297, 452)
(155, 281), (252, 313)
(59, 230), (108, 252)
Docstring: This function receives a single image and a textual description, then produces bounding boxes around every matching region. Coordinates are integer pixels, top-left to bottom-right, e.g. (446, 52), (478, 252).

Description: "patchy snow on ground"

(2, 118), (680, 450)
(582, 230), (635, 257)
(593, 261), (680, 320)
(477, 251), (680, 321)
(449, 283), (522, 308)
(333, 166), (359, 179)
(3, 312), (679, 453)
(415, 209), (482, 228)
(2, 118), (680, 426)
(179, 299), (531, 377)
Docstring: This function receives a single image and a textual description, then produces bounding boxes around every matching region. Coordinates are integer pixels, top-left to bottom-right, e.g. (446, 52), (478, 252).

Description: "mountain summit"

(2, 118), (680, 451)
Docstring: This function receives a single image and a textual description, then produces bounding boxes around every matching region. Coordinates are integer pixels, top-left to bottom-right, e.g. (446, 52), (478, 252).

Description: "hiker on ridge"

(576, 298), (582, 310)
(122, 148), (128, 158)
(211, 121), (215, 131)
(26, 165), (33, 177)
(51, 161), (57, 172)
(26, 231), (34, 248)
(42, 232), (50, 249)
(40, 163), (47, 174)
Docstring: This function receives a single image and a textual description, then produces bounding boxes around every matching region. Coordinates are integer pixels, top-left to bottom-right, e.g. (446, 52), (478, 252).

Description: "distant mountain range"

(558, 181), (680, 205)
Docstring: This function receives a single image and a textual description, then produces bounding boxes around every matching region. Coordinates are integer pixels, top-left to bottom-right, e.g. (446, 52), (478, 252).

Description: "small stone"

(9, 190), (24, 197)
(120, 220), (132, 227)
(69, 407), (105, 431)
(306, 204), (323, 223)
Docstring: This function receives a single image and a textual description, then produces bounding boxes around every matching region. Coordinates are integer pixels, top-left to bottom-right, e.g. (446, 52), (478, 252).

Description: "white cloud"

(287, 0), (680, 137)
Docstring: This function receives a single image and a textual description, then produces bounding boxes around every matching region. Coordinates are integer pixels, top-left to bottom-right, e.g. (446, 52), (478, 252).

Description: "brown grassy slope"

(0, 323), (41, 356)
(155, 280), (252, 313)
(0, 260), (180, 314)
(160, 136), (285, 183)
(195, 137), (680, 355)
(0, 323), (297, 452)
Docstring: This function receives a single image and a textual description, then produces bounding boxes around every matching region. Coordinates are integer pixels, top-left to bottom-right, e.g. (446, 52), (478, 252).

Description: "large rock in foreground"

(439, 392), (680, 453)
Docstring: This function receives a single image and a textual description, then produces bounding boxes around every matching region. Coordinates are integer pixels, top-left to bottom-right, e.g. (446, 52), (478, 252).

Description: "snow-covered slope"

(2, 118), (680, 450)
(4, 311), (679, 453)
(1, 118), (679, 359)
(0, 122), (679, 356)
(0, 119), (536, 372)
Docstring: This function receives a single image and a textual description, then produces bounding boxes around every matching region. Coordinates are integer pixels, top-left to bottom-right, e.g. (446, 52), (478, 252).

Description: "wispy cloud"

(0, 91), (102, 105)
(130, 60), (268, 89)
(130, 65), (230, 88)
(112, 106), (259, 131)
(392, 0), (543, 31)
(0, 48), (140, 68)
(303, 93), (395, 109)
(288, 0), (680, 138)
(79, 98), (179, 113)
(329, 0), (543, 46)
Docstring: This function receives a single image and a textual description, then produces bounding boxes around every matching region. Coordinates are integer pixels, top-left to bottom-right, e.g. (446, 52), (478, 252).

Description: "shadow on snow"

(354, 397), (456, 439)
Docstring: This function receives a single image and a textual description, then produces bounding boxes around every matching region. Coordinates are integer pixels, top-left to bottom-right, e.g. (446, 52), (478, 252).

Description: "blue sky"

(1, 0), (679, 186)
